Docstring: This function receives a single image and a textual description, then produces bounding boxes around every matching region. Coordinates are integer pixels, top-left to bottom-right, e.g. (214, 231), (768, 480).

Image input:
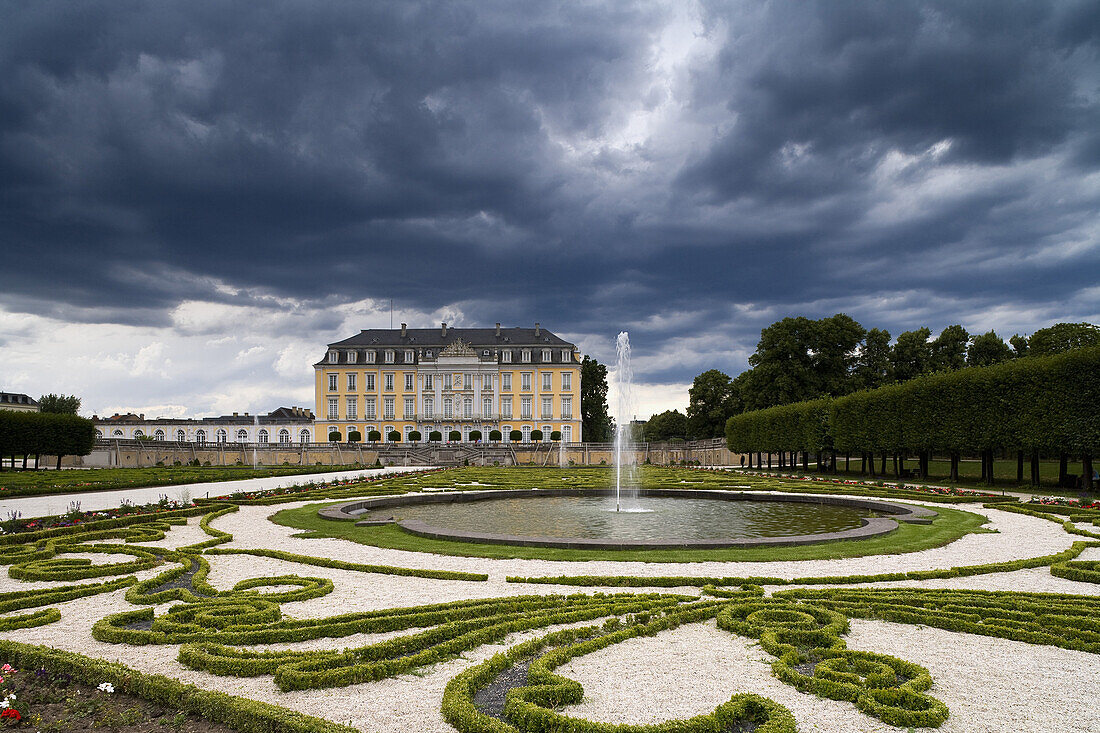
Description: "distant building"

(0, 392), (39, 412)
(314, 322), (582, 443)
(92, 406), (315, 444)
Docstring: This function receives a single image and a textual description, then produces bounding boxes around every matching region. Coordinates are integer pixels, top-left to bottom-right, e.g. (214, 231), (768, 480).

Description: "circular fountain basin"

(318, 489), (936, 550)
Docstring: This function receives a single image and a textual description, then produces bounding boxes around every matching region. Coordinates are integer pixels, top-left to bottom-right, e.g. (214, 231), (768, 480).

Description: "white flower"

(97, 682), (114, 693)
(6, 694), (13, 700)
(0, 700), (8, 709)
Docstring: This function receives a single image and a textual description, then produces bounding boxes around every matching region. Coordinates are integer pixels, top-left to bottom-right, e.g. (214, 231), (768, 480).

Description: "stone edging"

(317, 489), (937, 550)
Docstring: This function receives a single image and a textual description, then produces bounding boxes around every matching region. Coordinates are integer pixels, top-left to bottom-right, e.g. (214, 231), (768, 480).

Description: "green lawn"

(0, 465), (369, 498)
(269, 469), (993, 563)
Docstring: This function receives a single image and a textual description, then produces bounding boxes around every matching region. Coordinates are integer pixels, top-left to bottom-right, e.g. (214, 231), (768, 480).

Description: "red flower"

(1, 709), (20, 720)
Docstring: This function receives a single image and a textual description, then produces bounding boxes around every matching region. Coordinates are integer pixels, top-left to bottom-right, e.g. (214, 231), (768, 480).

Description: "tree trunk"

(949, 452), (959, 482)
(1059, 453), (1069, 487)
(880, 451), (887, 475)
(1016, 450), (1024, 484)
(893, 453), (900, 478)
(861, 452), (868, 475)
(802, 451), (809, 472)
(1030, 450), (1040, 487)
(985, 449), (995, 486)
(980, 454), (987, 482)
(21, 454), (28, 470)
(845, 453), (850, 473)
(56, 454), (63, 470)
(1084, 455), (1094, 492)
(767, 452), (772, 469)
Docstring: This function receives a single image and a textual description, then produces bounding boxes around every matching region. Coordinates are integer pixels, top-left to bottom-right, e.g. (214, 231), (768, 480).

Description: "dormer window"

(502, 350), (512, 363)
(348, 351), (357, 364)
(425, 350), (433, 358)
(404, 350), (414, 362)
(562, 349), (571, 361)
(541, 349), (551, 361)
(521, 350), (531, 363)
(366, 350), (376, 363)
(328, 350), (338, 363)
(385, 350), (395, 363)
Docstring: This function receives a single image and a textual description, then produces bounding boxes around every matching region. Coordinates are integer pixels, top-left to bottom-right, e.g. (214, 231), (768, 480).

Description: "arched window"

(236, 429), (248, 442)
(113, 430), (124, 437)
(196, 430), (206, 445)
(299, 429), (310, 444)
(463, 425), (470, 442)
(176, 429), (185, 442)
(562, 425), (572, 444)
(384, 425), (395, 441)
(463, 397), (472, 418)
(258, 429), (268, 443)
(542, 425), (552, 442)
(216, 429), (227, 443)
(279, 429), (290, 444)
(133, 430), (145, 438)
(522, 425), (531, 443)
(153, 429), (165, 441)
(404, 425), (414, 441)
(95, 429), (102, 438)
(443, 398), (452, 418)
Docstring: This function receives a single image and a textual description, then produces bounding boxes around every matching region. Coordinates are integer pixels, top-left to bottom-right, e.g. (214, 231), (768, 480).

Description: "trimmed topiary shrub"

(368, 430), (381, 443)
(408, 430), (422, 443)
(429, 431), (442, 442)
(328, 431), (342, 442)
(531, 429), (544, 442)
(387, 431), (401, 443)
(449, 430), (461, 442)
(347, 431), (362, 443)
(510, 430), (522, 443)
(489, 430), (502, 442)
(551, 430), (562, 441)
(469, 430), (482, 442)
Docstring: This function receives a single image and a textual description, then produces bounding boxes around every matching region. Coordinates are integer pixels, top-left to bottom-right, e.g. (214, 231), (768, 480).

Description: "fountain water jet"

(613, 331), (635, 512)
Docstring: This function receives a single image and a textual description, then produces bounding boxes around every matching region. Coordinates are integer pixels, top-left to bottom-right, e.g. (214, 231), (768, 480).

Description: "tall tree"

(1009, 334), (1029, 357)
(812, 313), (867, 396)
(1028, 322), (1100, 357)
(580, 355), (612, 442)
(854, 328), (892, 391)
(687, 369), (736, 439)
(967, 330), (1013, 367)
(644, 409), (689, 442)
(929, 325), (969, 372)
(37, 394), (81, 415)
(890, 328), (932, 382)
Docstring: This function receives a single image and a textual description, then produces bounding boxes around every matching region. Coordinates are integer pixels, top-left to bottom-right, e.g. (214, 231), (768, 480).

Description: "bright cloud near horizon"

(1, 1), (1098, 420)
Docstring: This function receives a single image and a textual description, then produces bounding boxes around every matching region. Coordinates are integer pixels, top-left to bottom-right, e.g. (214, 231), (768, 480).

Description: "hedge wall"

(0, 411), (97, 466)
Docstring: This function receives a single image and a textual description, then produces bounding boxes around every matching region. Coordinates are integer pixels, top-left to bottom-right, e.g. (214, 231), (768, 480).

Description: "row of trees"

(687, 320), (1100, 440)
(0, 411), (97, 470)
(724, 347), (1100, 488)
(326, 429), (563, 443)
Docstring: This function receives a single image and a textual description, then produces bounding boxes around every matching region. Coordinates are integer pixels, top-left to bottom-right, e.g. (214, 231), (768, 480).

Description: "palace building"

(314, 323), (581, 444)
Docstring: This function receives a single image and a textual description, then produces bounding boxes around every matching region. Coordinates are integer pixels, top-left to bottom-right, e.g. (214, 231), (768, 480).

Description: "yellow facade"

(313, 326), (582, 443)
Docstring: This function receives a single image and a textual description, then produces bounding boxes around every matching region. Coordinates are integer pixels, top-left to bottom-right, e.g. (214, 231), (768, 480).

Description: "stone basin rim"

(317, 488), (938, 550)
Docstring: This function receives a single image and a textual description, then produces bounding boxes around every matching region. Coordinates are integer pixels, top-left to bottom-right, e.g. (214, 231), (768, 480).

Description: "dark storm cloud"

(1, 0), (1098, 389)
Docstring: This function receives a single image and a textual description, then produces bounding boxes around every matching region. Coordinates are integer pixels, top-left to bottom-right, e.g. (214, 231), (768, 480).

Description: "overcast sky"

(1, 1), (1098, 421)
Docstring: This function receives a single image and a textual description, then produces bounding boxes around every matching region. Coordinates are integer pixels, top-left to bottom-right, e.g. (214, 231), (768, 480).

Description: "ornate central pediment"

(440, 339), (476, 357)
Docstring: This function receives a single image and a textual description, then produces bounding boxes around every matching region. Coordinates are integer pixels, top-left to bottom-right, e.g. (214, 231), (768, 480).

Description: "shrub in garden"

(449, 431), (461, 442)
(387, 431), (401, 443)
(531, 430), (543, 442)
(347, 431), (362, 443)
(328, 431), (342, 442)
(429, 431), (442, 442)
(368, 430), (381, 443)
(489, 430), (502, 442)
(409, 431), (422, 443)
(510, 430), (522, 443)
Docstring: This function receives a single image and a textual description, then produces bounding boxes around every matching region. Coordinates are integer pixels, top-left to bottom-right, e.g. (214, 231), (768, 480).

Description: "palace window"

(347, 373), (357, 391)
(279, 429), (290, 444)
(521, 350), (531, 363)
(328, 398), (339, 420)
(366, 351), (376, 363)
(237, 429), (248, 441)
(384, 373), (394, 391)
(405, 373), (414, 390)
(365, 397), (376, 419)
(463, 397), (472, 418)
(464, 373), (472, 390)
(154, 429), (165, 440)
(443, 374), (452, 390)
(502, 350), (512, 363)
(542, 349), (551, 361)
(522, 425), (532, 442)
(502, 397), (512, 418)
(562, 425), (572, 443)
(502, 373), (512, 390)
(328, 374), (337, 391)
(384, 426), (395, 441)
(348, 351), (357, 364)
(424, 374), (433, 389)
(424, 398), (433, 418)
(365, 373), (375, 391)
(562, 372), (572, 390)
(521, 373), (532, 391)
(562, 350), (571, 361)
(385, 350), (394, 363)
(299, 429), (310, 443)
(404, 398), (414, 418)
(258, 429), (269, 443)
(483, 397), (492, 416)
(542, 425), (552, 441)
(384, 398), (395, 420)
(176, 429), (185, 442)
(113, 429), (123, 437)
(196, 430), (206, 444)
(328, 351), (338, 363)
(542, 372), (552, 391)
(542, 397), (552, 419)
(562, 397), (572, 419)
(521, 397), (532, 418)
(346, 397), (357, 420)
(405, 350), (414, 362)
(444, 398), (453, 418)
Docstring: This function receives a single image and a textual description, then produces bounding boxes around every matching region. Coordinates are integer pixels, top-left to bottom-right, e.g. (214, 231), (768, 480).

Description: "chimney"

(441, 322), (448, 337)
(535, 322), (541, 337)
(233, 412), (238, 417)
(400, 322), (407, 337)
(495, 322), (501, 336)
(139, 413), (145, 420)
